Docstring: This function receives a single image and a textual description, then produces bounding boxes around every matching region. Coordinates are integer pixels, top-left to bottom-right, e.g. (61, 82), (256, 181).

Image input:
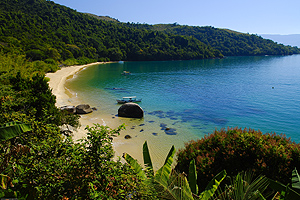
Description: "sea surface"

(66, 55), (300, 146)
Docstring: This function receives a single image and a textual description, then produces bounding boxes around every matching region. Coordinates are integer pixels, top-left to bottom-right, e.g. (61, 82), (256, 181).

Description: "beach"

(46, 62), (109, 140)
(46, 62), (159, 168)
(46, 62), (197, 170)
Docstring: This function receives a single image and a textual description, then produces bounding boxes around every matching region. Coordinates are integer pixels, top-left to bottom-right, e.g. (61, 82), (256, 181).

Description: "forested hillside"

(0, 0), (223, 64)
(125, 23), (300, 56)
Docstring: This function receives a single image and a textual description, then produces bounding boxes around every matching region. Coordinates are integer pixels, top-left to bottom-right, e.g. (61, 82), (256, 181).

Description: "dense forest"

(0, 0), (223, 64)
(124, 23), (300, 56)
(1, 0), (299, 67)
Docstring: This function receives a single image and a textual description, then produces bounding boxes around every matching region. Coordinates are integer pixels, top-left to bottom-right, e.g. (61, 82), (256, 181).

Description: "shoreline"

(46, 62), (148, 166)
(46, 61), (195, 170)
(46, 62), (108, 140)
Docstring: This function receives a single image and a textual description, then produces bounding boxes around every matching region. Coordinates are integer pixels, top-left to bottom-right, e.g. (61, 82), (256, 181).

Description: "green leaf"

(199, 170), (227, 200)
(0, 121), (32, 141)
(167, 172), (194, 200)
(188, 159), (198, 195)
(292, 168), (300, 190)
(123, 153), (147, 180)
(269, 179), (300, 199)
(143, 141), (153, 171)
(154, 145), (175, 187)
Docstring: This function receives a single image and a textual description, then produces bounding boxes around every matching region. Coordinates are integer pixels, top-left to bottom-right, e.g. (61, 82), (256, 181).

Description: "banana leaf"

(269, 179), (300, 199)
(0, 121), (32, 141)
(143, 141), (153, 171)
(199, 169), (227, 200)
(292, 168), (300, 190)
(188, 159), (198, 195)
(154, 145), (175, 187)
(160, 170), (194, 200)
(123, 153), (147, 180)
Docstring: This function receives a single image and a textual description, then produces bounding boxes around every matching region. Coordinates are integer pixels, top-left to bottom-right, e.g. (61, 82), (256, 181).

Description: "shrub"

(175, 127), (300, 193)
(0, 124), (146, 199)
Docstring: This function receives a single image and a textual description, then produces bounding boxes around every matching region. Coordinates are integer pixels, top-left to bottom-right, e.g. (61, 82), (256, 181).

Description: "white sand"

(46, 62), (149, 165)
(46, 62), (189, 170)
(46, 62), (110, 140)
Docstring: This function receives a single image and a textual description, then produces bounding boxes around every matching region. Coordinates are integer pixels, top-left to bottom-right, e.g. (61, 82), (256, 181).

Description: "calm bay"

(65, 55), (300, 166)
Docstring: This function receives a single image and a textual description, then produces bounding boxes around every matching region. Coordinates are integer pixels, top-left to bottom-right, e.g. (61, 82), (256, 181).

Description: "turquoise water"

(66, 55), (300, 143)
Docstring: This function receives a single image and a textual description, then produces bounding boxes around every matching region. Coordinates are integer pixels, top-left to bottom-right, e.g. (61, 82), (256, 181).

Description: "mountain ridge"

(0, 0), (299, 64)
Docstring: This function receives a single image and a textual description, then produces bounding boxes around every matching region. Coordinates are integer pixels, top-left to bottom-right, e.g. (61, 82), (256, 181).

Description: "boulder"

(118, 103), (144, 118)
(76, 104), (93, 114)
(60, 105), (76, 114)
(124, 135), (132, 139)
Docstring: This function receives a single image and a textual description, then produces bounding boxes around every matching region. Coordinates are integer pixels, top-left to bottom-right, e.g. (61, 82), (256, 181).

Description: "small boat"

(121, 71), (131, 75)
(116, 96), (142, 104)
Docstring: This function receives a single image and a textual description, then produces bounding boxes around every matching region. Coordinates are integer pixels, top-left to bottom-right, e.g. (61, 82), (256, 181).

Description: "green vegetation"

(0, 0), (223, 63)
(1, 0), (299, 67)
(125, 23), (300, 56)
(269, 168), (300, 199)
(1, 0), (300, 199)
(175, 127), (300, 195)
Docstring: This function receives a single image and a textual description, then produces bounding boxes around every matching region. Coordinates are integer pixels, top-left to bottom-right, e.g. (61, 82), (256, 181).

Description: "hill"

(260, 34), (300, 48)
(124, 23), (300, 56)
(0, 0), (299, 65)
(0, 0), (223, 63)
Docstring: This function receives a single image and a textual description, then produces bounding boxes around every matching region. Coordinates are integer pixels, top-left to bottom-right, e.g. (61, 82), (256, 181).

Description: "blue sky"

(53, 0), (300, 35)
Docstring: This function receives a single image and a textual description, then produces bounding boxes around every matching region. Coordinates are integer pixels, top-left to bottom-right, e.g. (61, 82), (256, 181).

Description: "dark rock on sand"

(124, 135), (132, 139)
(60, 105), (76, 114)
(76, 104), (93, 114)
(118, 103), (144, 118)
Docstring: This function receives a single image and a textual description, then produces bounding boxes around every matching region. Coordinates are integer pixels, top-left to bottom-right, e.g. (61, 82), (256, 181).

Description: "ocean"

(65, 55), (300, 164)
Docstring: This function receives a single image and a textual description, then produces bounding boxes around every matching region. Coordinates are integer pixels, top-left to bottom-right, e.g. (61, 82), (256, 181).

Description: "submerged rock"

(160, 123), (177, 135)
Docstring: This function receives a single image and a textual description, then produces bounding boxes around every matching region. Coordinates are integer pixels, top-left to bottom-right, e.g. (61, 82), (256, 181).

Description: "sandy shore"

(46, 62), (105, 140)
(46, 62), (123, 140)
(46, 62), (193, 170)
(46, 62), (149, 166)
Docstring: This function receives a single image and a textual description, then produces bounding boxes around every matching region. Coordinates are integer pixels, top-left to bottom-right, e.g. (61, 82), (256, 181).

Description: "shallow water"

(66, 55), (300, 155)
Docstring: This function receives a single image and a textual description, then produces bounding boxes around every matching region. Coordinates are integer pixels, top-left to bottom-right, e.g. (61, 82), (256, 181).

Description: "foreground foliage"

(0, 66), (146, 199)
(269, 168), (300, 199)
(0, 124), (147, 199)
(124, 141), (228, 200)
(176, 127), (300, 193)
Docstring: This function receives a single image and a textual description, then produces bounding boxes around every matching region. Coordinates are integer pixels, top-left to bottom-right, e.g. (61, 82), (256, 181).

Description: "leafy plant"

(215, 171), (269, 200)
(124, 141), (194, 199)
(176, 127), (300, 192)
(0, 121), (32, 141)
(269, 168), (300, 199)
(124, 141), (227, 200)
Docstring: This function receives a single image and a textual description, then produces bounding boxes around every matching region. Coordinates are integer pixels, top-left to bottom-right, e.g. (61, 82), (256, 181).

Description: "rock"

(118, 103), (144, 118)
(92, 107), (98, 111)
(60, 105), (76, 114)
(124, 135), (132, 139)
(76, 104), (93, 114)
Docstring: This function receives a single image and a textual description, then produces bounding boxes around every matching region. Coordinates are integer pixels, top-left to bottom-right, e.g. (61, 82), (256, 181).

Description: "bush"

(175, 127), (300, 193)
